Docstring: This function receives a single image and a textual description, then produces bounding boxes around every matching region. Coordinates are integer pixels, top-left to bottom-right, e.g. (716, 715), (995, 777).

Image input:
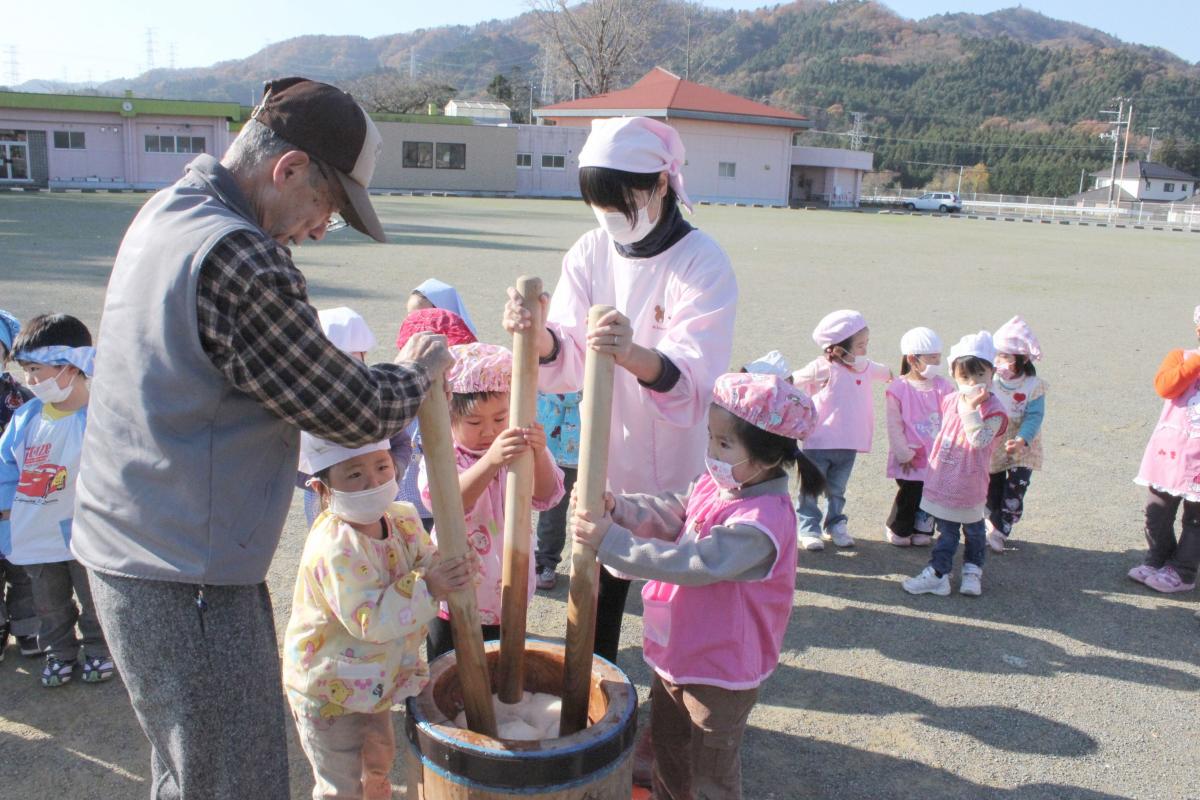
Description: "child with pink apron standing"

(902, 332), (1009, 598)
(1129, 306), (1200, 594)
(570, 373), (824, 800)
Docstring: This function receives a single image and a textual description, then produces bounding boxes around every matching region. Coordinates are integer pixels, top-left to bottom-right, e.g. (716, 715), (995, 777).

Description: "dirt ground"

(0, 193), (1197, 799)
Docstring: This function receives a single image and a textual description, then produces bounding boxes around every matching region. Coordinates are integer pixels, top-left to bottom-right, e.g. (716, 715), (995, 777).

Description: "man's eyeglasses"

(310, 157), (349, 233)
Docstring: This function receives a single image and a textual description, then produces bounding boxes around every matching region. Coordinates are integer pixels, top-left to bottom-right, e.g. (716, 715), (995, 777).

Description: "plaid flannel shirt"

(196, 230), (429, 447)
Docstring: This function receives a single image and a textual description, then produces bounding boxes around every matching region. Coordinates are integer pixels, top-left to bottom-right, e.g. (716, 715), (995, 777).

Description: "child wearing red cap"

(571, 372), (824, 800)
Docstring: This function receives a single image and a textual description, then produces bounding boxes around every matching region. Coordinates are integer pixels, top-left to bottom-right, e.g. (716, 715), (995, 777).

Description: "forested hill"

(14, 1), (1200, 195)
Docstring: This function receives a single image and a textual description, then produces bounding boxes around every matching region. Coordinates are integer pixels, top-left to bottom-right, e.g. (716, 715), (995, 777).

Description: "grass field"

(1, 193), (1198, 799)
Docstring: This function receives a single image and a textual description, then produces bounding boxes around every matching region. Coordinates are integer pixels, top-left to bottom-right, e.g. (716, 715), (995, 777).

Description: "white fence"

(861, 189), (1200, 232)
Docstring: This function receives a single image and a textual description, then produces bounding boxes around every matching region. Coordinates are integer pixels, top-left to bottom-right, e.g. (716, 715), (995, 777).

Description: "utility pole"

(1118, 103), (1133, 207)
(1147, 126), (1159, 162)
(5, 46), (17, 86)
(1079, 168), (1086, 194)
(849, 111), (865, 151)
(529, 82), (535, 125)
(1100, 98), (1126, 206)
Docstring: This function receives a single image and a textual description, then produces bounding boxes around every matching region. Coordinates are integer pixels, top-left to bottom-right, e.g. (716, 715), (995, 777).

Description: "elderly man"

(72, 78), (449, 798)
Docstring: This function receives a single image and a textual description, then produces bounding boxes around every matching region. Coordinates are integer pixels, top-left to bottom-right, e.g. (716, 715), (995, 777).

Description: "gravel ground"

(0, 193), (1197, 799)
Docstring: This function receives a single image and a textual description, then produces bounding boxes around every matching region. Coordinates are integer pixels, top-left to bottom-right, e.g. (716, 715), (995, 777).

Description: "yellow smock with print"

(284, 502), (439, 719)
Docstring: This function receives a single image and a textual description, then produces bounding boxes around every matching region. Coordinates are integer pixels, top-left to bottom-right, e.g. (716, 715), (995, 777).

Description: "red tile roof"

(538, 67), (808, 127)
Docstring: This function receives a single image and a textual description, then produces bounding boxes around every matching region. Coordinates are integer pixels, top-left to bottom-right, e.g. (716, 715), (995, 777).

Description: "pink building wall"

(0, 108), (234, 187)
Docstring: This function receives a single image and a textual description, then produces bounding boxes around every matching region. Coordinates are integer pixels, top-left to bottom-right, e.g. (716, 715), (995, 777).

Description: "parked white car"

(904, 192), (962, 213)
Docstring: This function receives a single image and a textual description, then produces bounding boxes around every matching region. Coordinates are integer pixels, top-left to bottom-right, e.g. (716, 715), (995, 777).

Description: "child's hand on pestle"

(486, 427), (529, 468)
(570, 506), (612, 550)
(423, 554), (475, 601)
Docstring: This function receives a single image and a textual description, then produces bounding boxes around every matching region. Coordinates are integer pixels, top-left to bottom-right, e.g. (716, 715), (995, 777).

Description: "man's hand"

(396, 332), (453, 380)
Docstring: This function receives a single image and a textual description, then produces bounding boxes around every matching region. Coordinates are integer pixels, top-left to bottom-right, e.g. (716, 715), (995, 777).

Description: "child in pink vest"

(792, 309), (892, 550)
(884, 327), (954, 547)
(1129, 305), (1200, 594)
(418, 342), (564, 657)
(986, 315), (1049, 553)
(571, 372), (823, 800)
(902, 332), (1008, 597)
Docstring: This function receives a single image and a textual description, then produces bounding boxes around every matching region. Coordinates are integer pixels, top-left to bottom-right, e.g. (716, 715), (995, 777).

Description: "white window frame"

(0, 141), (32, 182)
(1164, 182), (1175, 193)
(542, 154), (566, 170)
(53, 130), (86, 150)
(718, 161), (736, 178)
(516, 152), (532, 169)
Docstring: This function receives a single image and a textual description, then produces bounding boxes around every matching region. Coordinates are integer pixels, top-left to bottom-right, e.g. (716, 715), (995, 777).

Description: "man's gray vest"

(73, 155), (299, 585)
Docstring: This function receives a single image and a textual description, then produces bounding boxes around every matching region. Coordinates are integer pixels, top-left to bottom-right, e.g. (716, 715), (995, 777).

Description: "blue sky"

(10, 0), (1197, 85)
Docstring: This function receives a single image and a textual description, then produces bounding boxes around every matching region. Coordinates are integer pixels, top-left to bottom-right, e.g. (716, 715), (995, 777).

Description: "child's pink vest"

(640, 474), (797, 690)
(922, 393), (1008, 510)
(1135, 368), (1200, 501)
(886, 376), (954, 480)
(805, 360), (886, 452)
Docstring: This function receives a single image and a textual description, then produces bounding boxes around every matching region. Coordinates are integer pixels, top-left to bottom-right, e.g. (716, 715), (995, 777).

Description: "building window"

(792, 132), (804, 147)
(1182, 183), (1189, 193)
(53, 131), (86, 150)
(718, 161), (736, 178)
(1164, 182), (1175, 193)
(145, 134), (205, 154)
(435, 142), (466, 170)
(542, 154), (565, 170)
(516, 152), (532, 168)
(403, 141), (433, 169)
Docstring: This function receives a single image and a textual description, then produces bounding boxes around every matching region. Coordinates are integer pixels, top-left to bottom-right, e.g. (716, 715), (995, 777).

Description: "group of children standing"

(771, 309), (1049, 598)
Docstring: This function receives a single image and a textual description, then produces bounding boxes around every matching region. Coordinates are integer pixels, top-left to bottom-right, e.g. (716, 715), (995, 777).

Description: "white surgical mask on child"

(327, 478), (398, 525)
(593, 189), (659, 245)
(918, 360), (944, 379)
(956, 381), (986, 399)
(28, 367), (74, 404)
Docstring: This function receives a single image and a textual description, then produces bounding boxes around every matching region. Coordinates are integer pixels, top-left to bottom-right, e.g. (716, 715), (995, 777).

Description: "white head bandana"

(948, 331), (997, 366)
(899, 327), (942, 356)
(318, 307), (376, 354)
(298, 433), (390, 477)
(578, 117), (693, 213)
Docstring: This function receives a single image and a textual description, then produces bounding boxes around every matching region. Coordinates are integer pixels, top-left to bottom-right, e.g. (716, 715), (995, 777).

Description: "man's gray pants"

(88, 570), (290, 799)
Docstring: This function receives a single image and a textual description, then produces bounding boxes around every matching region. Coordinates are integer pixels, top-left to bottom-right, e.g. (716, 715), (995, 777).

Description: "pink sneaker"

(1127, 564), (1159, 584)
(1143, 566), (1196, 594)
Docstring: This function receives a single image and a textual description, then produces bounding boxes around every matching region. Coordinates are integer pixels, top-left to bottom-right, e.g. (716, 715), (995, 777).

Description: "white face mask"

(592, 189), (659, 245)
(918, 360), (944, 379)
(956, 381), (986, 399)
(327, 478), (398, 525)
(28, 367), (74, 404)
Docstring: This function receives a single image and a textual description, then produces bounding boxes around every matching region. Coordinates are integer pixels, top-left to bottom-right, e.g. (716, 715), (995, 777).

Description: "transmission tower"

(5, 46), (17, 86)
(849, 111), (865, 151)
(144, 28), (156, 72)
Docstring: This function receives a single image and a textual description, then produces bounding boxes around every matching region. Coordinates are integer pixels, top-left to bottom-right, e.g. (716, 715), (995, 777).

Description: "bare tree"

(529, 0), (660, 97)
(346, 71), (457, 115)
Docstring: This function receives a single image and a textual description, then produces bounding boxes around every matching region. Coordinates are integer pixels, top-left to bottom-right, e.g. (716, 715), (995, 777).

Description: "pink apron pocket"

(641, 581), (676, 647)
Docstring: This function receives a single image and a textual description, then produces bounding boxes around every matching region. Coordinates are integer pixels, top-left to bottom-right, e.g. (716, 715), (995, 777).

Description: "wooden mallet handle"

(418, 371), (497, 737)
(559, 305), (616, 736)
(497, 275), (544, 704)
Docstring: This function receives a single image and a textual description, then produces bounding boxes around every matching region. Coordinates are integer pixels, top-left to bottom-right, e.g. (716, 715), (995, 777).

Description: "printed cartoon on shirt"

(17, 443), (68, 502)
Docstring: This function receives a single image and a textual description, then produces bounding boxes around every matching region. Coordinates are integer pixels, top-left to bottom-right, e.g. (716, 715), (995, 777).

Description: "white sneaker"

(986, 526), (1006, 553)
(960, 565), (983, 596)
(824, 520), (855, 548)
(800, 535), (825, 551)
(902, 566), (950, 596)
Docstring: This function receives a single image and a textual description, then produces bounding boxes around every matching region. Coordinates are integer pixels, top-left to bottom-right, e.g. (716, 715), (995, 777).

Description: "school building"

(0, 69), (873, 206)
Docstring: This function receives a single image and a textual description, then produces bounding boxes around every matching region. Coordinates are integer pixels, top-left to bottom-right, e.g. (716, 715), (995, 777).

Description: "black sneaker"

(82, 653), (114, 683)
(41, 655), (76, 687)
(17, 635), (42, 657)
(536, 566), (557, 591)
(0, 622), (8, 663)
